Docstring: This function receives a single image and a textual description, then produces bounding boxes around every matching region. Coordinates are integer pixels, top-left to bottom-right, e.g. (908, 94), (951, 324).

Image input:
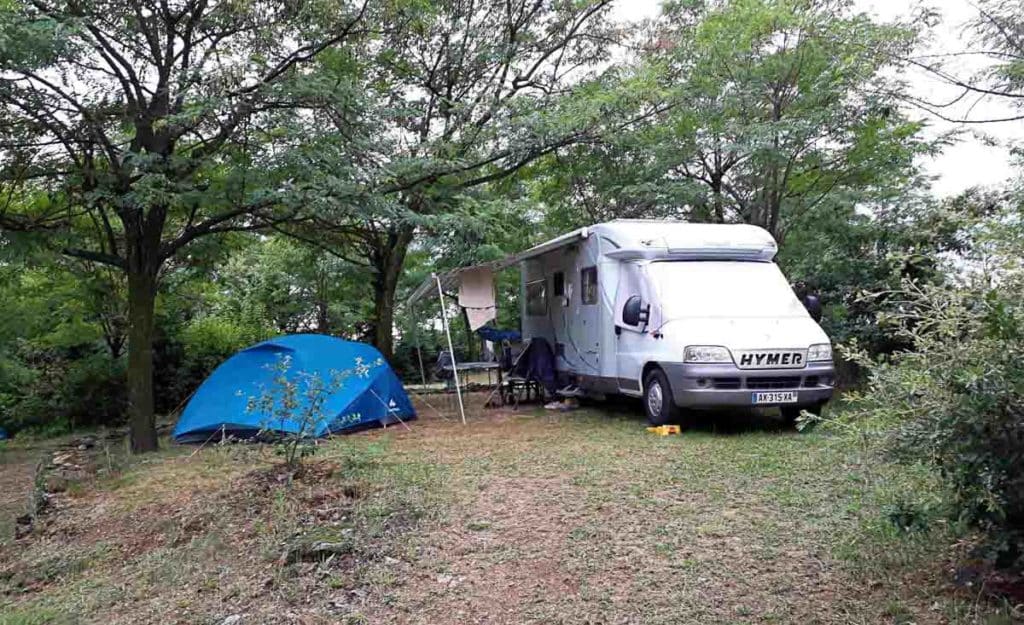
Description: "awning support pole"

(435, 274), (467, 425)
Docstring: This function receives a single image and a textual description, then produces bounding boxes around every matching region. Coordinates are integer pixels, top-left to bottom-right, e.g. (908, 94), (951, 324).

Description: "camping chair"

(432, 349), (463, 415)
(434, 350), (456, 389)
(481, 338), (522, 408)
(493, 339), (545, 409)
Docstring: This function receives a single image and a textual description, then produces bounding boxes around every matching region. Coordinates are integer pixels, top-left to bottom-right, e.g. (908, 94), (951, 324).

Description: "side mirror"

(623, 295), (644, 327)
(802, 294), (823, 322)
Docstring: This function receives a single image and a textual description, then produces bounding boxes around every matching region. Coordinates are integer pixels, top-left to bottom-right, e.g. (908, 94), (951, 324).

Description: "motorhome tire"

(643, 369), (678, 426)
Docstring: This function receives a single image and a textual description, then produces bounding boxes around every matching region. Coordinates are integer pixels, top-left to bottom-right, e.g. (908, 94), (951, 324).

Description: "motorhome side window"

(581, 266), (597, 305)
(526, 280), (547, 316)
(553, 271), (565, 297)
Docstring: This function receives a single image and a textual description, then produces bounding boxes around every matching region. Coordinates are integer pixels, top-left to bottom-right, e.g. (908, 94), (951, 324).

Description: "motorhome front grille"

(711, 377), (741, 389)
(746, 376), (802, 390)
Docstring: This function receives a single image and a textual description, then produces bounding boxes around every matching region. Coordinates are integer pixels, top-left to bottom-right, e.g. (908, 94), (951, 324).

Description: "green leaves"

(0, 1), (65, 70)
(527, 0), (934, 239)
(837, 196), (1024, 569)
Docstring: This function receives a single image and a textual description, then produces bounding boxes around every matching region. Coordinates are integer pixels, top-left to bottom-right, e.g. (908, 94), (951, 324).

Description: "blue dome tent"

(173, 334), (415, 443)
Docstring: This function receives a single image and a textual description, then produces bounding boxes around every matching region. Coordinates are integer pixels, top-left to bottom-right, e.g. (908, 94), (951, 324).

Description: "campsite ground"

(0, 395), (1016, 625)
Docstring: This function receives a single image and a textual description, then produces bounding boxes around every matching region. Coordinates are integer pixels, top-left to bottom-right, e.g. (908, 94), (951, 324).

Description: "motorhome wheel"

(643, 369), (679, 426)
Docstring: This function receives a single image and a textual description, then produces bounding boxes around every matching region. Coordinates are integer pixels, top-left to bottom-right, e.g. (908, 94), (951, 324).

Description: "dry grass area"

(0, 396), (1016, 625)
(0, 448), (40, 544)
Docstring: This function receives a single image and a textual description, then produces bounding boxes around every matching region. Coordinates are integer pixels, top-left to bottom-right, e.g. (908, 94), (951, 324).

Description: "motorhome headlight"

(808, 343), (832, 362)
(684, 346), (732, 364)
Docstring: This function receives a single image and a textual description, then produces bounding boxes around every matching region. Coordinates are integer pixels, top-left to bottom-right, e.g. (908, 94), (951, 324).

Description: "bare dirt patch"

(377, 474), (582, 625)
(0, 447), (41, 543)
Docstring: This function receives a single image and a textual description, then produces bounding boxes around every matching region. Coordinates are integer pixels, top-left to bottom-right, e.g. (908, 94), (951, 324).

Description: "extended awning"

(406, 258), (513, 309)
(405, 226), (590, 308)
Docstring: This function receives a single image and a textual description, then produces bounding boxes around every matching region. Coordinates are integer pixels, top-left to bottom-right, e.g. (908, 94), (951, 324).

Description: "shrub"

(843, 213), (1024, 569)
(0, 346), (126, 434)
(246, 355), (382, 472)
(180, 315), (272, 375)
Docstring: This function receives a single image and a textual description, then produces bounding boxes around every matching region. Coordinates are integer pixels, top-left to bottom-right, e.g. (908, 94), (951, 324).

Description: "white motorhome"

(515, 220), (834, 425)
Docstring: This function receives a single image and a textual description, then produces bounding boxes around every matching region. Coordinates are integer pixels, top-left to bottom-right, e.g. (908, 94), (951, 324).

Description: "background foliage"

(838, 196), (1024, 567)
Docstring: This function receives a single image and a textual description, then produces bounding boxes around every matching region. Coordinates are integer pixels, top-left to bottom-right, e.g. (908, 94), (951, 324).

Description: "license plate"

(752, 391), (798, 405)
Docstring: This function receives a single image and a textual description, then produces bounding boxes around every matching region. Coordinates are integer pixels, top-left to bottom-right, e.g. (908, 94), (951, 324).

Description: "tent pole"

(435, 274), (467, 425)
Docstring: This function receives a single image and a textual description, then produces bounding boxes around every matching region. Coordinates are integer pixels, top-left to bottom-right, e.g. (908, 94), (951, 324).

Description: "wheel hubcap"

(647, 380), (663, 417)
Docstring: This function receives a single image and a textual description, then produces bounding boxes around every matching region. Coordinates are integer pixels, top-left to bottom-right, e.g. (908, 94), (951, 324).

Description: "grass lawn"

(0, 397), (1014, 624)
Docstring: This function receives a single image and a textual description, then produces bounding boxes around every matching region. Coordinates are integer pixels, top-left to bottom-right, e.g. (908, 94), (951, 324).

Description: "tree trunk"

(370, 225), (415, 362)
(315, 265), (330, 333)
(372, 280), (396, 360)
(710, 173), (725, 223)
(461, 307), (476, 361)
(126, 269), (159, 453)
(316, 299), (329, 333)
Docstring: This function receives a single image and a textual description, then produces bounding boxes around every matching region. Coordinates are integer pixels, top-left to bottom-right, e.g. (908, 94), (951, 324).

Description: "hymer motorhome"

(517, 220), (835, 426)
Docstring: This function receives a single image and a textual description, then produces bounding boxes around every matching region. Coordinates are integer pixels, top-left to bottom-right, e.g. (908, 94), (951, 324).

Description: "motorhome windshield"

(649, 261), (807, 319)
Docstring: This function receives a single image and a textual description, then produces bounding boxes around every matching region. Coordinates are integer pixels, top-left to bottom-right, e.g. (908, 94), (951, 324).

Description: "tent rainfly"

(172, 334), (416, 443)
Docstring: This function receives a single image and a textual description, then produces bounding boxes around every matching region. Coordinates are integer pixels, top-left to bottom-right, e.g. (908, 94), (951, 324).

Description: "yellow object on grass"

(646, 425), (681, 436)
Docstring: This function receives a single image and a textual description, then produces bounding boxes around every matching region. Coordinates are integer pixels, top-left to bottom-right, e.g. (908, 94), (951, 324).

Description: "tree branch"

(61, 247), (126, 269)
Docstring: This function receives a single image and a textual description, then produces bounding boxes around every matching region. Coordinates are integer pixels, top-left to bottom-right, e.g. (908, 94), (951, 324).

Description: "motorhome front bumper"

(660, 361), (835, 408)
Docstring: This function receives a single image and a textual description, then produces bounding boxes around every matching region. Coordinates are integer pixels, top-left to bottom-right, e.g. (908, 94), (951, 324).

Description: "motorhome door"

(613, 262), (647, 396)
(572, 263), (601, 375)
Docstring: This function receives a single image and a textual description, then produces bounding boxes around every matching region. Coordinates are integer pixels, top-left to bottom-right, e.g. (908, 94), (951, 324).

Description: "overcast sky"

(612, 0), (1024, 197)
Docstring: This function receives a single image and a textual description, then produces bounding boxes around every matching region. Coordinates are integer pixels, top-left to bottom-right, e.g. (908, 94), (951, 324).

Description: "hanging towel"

(458, 267), (497, 330)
